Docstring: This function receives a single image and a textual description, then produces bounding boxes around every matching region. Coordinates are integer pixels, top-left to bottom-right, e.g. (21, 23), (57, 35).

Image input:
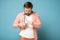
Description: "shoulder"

(16, 12), (24, 18)
(33, 11), (39, 16)
(18, 12), (24, 16)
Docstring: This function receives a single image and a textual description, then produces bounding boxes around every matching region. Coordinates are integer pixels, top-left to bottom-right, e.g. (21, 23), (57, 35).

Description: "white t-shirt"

(19, 14), (34, 38)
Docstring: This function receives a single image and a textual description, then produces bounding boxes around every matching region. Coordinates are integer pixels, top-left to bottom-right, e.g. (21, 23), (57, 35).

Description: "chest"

(24, 15), (32, 23)
(19, 14), (36, 22)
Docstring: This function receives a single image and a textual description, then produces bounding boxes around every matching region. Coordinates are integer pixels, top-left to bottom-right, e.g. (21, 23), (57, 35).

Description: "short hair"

(24, 2), (33, 9)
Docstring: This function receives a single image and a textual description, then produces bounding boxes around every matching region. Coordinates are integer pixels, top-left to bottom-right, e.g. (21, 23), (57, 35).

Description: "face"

(24, 8), (32, 15)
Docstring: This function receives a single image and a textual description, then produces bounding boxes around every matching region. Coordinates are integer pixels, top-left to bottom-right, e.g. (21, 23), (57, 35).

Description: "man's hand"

(27, 21), (33, 25)
(18, 22), (27, 29)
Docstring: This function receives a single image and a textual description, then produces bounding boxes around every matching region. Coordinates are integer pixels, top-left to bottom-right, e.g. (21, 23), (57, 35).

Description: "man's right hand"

(18, 22), (27, 29)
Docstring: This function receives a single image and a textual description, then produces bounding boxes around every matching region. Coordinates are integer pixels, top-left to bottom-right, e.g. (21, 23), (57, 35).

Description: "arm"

(13, 13), (26, 28)
(32, 13), (42, 28)
(13, 14), (20, 28)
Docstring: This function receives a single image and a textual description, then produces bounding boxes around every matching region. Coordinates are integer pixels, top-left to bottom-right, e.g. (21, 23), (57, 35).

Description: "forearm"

(32, 22), (42, 28)
(13, 21), (19, 28)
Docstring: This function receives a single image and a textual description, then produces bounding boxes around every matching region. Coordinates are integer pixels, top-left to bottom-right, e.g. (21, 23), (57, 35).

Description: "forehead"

(24, 8), (32, 10)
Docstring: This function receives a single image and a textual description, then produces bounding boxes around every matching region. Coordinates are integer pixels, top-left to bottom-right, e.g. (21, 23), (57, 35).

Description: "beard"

(24, 11), (33, 16)
(25, 13), (31, 16)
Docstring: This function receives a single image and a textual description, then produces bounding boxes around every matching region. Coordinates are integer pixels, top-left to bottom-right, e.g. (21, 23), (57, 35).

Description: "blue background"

(0, 0), (60, 40)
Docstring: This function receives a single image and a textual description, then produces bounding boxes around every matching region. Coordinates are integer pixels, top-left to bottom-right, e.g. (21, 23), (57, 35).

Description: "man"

(13, 2), (42, 40)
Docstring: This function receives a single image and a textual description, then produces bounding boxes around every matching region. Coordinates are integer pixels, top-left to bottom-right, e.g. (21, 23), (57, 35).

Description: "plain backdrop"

(0, 0), (60, 40)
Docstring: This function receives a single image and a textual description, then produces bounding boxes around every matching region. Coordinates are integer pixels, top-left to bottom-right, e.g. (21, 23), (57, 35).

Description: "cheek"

(25, 11), (28, 13)
(25, 10), (29, 13)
